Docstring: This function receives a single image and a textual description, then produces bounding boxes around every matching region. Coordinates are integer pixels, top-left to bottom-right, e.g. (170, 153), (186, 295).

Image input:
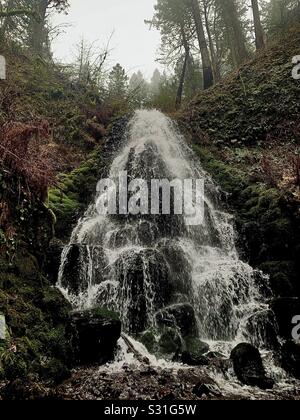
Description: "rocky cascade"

(57, 110), (278, 359)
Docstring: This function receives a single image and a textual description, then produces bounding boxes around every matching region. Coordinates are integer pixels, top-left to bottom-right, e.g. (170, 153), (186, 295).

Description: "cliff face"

(180, 26), (300, 299)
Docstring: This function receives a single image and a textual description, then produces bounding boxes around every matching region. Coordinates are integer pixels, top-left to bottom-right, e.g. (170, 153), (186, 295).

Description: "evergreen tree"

(217, 0), (249, 67)
(129, 71), (149, 107)
(0, 0), (69, 55)
(150, 69), (162, 95)
(107, 63), (128, 102)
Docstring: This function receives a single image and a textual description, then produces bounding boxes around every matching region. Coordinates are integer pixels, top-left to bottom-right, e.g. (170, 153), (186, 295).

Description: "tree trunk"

(203, 1), (221, 82)
(30, 0), (48, 55)
(175, 50), (189, 109)
(190, 0), (213, 89)
(176, 25), (190, 109)
(219, 0), (249, 67)
(0, 0), (15, 40)
(251, 0), (265, 50)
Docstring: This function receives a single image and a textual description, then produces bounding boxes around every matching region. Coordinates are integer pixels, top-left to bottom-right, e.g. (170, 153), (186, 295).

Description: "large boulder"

(230, 343), (274, 390)
(281, 341), (300, 379)
(271, 298), (300, 339)
(158, 328), (182, 354)
(180, 351), (209, 367)
(113, 249), (171, 334)
(173, 338), (210, 366)
(155, 303), (198, 338)
(71, 308), (121, 365)
(60, 244), (107, 296)
(45, 238), (64, 285)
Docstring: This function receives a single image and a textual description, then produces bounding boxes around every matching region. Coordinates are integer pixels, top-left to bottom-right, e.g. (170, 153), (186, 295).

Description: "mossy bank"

(180, 25), (300, 300)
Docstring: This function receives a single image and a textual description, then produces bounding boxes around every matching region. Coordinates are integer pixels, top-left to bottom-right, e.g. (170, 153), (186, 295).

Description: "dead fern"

(0, 120), (55, 200)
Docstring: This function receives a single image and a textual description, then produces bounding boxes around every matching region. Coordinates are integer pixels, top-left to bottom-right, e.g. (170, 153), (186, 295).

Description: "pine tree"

(129, 71), (149, 107)
(107, 63), (128, 102)
(150, 69), (162, 95)
(217, 0), (249, 67)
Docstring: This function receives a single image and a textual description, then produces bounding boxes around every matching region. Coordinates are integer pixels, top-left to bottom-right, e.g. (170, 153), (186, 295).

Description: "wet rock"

(180, 351), (209, 367)
(140, 330), (157, 353)
(185, 337), (209, 355)
(45, 238), (64, 285)
(71, 308), (121, 365)
(177, 369), (213, 386)
(59, 244), (84, 295)
(173, 338), (210, 365)
(244, 310), (279, 350)
(230, 343), (274, 390)
(271, 298), (300, 339)
(155, 303), (198, 338)
(159, 243), (193, 297)
(60, 245), (108, 296)
(114, 249), (171, 334)
(159, 328), (182, 354)
(281, 341), (300, 379)
(209, 358), (232, 375)
(206, 351), (226, 359)
(193, 382), (222, 398)
(140, 366), (158, 377)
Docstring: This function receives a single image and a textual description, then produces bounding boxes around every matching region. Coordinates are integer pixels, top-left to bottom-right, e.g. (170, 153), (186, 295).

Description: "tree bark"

(190, 0), (214, 89)
(175, 50), (189, 109)
(251, 0), (265, 50)
(30, 0), (48, 55)
(176, 25), (190, 109)
(203, 0), (221, 82)
(218, 0), (249, 67)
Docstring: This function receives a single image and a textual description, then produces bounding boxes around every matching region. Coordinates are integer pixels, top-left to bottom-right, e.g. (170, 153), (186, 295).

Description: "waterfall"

(58, 110), (278, 353)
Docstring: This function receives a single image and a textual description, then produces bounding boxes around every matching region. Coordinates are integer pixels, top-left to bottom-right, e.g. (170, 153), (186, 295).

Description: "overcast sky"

(51, 0), (162, 80)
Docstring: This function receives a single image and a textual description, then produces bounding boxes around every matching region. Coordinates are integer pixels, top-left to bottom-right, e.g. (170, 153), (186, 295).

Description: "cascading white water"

(58, 110), (278, 354)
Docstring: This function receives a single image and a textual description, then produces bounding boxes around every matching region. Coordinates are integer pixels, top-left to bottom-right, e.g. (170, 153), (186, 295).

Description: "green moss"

(192, 145), (247, 197)
(184, 337), (209, 356)
(89, 307), (120, 321)
(158, 328), (182, 354)
(0, 247), (73, 385)
(181, 26), (300, 146)
(190, 140), (299, 296)
(48, 147), (104, 239)
(140, 330), (157, 353)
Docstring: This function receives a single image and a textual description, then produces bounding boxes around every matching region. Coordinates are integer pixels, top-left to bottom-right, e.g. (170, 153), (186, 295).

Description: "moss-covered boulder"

(71, 307), (121, 365)
(231, 343), (274, 390)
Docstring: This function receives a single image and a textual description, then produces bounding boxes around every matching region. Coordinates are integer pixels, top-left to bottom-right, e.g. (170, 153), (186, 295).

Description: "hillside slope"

(180, 25), (300, 303)
(0, 49), (118, 392)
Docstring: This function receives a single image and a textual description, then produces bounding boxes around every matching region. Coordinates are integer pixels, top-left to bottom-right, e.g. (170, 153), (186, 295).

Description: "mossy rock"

(140, 329), (158, 354)
(158, 328), (182, 355)
(184, 337), (209, 356)
(48, 147), (104, 239)
(12, 251), (40, 282)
